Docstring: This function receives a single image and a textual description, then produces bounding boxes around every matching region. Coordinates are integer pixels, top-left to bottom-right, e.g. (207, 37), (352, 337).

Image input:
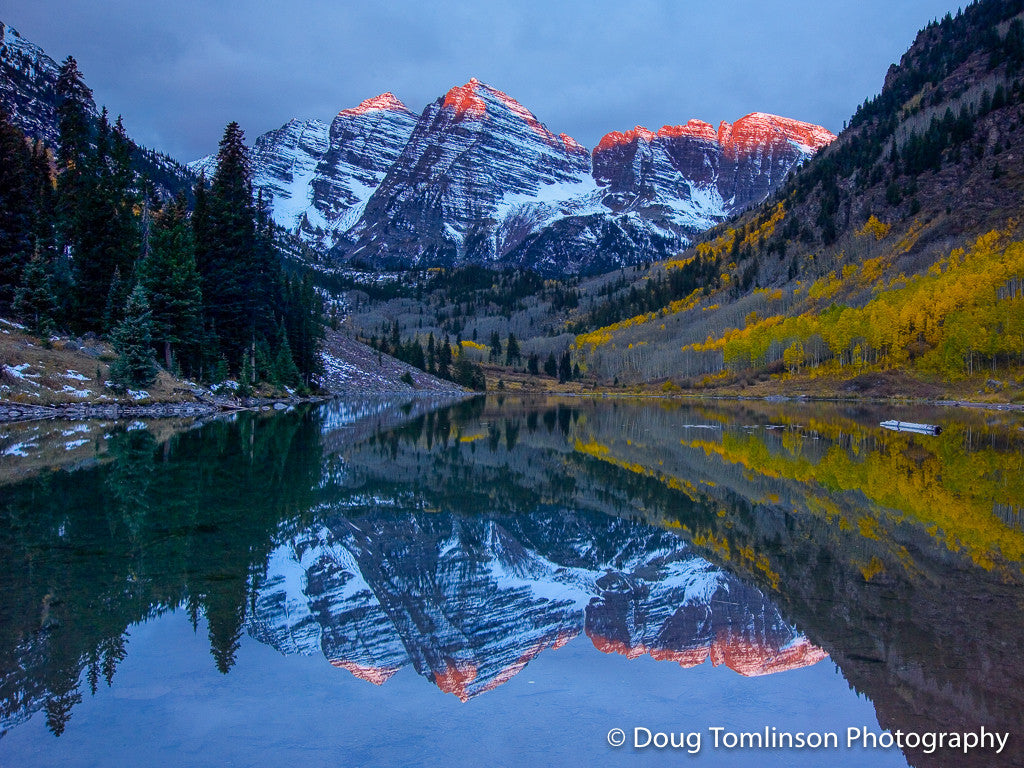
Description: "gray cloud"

(5, 0), (962, 161)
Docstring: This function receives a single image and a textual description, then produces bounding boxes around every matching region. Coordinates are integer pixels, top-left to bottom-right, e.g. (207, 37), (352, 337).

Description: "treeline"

(569, 254), (719, 334)
(683, 228), (1024, 381)
(789, 1), (1024, 233)
(426, 265), (565, 338)
(367, 322), (487, 391)
(0, 56), (323, 391)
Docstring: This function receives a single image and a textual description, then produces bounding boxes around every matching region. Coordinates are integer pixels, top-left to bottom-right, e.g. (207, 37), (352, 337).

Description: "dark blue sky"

(6, 1), (962, 162)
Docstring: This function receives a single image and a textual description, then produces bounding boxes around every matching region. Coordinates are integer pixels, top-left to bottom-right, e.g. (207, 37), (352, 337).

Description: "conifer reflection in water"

(0, 395), (1021, 768)
(0, 409), (324, 737)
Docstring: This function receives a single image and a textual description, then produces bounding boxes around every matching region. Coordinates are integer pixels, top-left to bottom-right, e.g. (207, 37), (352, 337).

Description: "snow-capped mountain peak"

(183, 79), (834, 275)
(339, 92), (410, 117)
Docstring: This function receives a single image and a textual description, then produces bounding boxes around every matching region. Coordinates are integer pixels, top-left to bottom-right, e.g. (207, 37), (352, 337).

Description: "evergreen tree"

(489, 330), (502, 362)
(103, 266), (130, 332)
(527, 352), (540, 376)
(189, 124), (324, 386)
(0, 108), (34, 310)
(437, 335), (453, 379)
(28, 140), (63, 322)
(281, 274), (324, 388)
(504, 332), (520, 366)
(139, 194), (204, 374)
(109, 285), (157, 389)
(273, 323), (302, 388)
(54, 57), (96, 326)
(558, 351), (572, 383)
(13, 254), (58, 335)
(544, 352), (558, 377)
(195, 122), (262, 371)
(426, 332), (436, 374)
(104, 115), (142, 280)
(63, 103), (141, 330)
(452, 350), (486, 391)
(406, 337), (426, 371)
(54, 56), (92, 217)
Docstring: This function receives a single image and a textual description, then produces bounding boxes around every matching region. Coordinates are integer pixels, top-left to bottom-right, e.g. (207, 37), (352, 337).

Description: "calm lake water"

(0, 396), (1022, 768)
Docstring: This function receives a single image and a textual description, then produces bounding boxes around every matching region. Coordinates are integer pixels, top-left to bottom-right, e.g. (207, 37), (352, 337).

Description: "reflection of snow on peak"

(249, 509), (825, 700)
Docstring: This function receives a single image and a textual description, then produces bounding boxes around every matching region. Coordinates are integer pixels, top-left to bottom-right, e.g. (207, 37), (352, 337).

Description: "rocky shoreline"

(0, 396), (333, 424)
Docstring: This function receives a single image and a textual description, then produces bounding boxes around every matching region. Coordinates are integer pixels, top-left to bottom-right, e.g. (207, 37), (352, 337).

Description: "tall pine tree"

(54, 56), (96, 328)
(0, 108), (34, 310)
(194, 123), (323, 386)
(139, 194), (204, 375)
(195, 122), (261, 371)
(109, 285), (157, 389)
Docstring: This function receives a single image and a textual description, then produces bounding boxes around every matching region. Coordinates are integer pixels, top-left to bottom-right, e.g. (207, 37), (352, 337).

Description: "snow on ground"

(2, 441), (37, 457)
(315, 329), (463, 395)
(4, 363), (39, 381)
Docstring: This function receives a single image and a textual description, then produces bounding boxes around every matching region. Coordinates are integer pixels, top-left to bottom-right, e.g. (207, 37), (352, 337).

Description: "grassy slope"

(0, 318), (196, 404)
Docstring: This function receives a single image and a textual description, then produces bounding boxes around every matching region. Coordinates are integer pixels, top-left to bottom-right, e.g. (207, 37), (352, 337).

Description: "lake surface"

(0, 396), (1022, 768)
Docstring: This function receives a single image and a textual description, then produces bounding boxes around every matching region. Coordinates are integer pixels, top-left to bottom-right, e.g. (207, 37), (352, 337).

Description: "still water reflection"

(0, 396), (1021, 767)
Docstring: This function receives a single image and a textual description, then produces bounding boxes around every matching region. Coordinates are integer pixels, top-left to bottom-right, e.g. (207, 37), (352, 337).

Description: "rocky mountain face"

(308, 94), (420, 243)
(191, 117), (329, 226)
(2, 19), (833, 276)
(0, 22), (194, 199)
(192, 78), (833, 276)
(0, 21), (62, 147)
(334, 79), (597, 271)
(592, 115), (835, 226)
(248, 505), (825, 700)
(191, 94), (421, 250)
(505, 113), (835, 275)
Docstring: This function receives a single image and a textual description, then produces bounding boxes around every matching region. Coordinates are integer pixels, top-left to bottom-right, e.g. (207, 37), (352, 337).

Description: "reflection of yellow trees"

(684, 426), (1024, 570)
(573, 439), (699, 500)
(691, 529), (780, 589)
(685, 229), (1024, 377)
(574, 437), (781, 586)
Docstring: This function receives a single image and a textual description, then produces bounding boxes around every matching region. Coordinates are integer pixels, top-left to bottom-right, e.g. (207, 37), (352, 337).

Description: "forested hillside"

(0, 57), (323, 394)
(569, 0), (1024, 397)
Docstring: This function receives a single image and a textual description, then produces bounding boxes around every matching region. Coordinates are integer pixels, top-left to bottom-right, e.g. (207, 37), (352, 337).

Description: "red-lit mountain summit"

(186, 78), (834, 275)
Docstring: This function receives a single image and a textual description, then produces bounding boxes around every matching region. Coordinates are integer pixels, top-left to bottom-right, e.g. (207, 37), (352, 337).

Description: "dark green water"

(0, 396), (1021, 767)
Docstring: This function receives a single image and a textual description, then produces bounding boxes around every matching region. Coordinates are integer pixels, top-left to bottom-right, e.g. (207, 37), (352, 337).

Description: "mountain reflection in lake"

(0, 395), (1021, 768)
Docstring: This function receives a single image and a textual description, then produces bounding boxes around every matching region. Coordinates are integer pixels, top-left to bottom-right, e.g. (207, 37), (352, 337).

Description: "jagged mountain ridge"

(0, 22), (194, 199)
(1, 18), (834, 277)
(190, 77), (833, 276)
(593, 114), (835, 222)
(248, 505), (826, 701)
(190, 94), (422, 251)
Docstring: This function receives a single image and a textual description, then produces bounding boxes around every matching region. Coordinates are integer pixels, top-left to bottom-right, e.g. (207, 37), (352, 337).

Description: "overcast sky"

(6, 1), (963, 162)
